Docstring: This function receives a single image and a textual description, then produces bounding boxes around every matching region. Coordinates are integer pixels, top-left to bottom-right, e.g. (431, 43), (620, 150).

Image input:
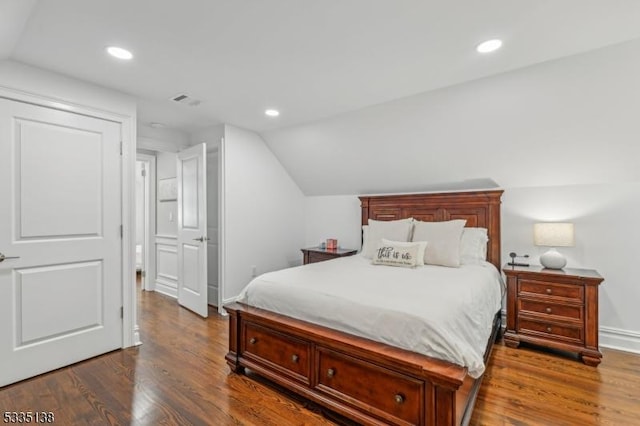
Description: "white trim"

(218, 135), (226, 315)
(122, 113), (137, 348)
(0, 84), (137, 350)
(155, 280), (178, 299)
(600, 326), (640, 355)
(136, 153), (156, 293)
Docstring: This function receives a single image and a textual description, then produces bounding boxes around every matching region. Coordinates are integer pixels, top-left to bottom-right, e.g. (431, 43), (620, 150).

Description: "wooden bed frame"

(225, 190), (503, 425)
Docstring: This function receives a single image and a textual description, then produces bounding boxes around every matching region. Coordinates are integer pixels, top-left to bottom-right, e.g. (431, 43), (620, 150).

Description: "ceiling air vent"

(170, 93), (202, 107)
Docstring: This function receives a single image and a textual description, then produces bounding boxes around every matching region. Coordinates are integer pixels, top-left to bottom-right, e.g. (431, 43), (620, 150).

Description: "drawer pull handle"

(546, 307), (552, 314)
(249, 337), (257, 345)
(546, 327), (552, 333)
(546, 288), (552, 294)
(291, 354), (299, 363)
(394, 394), (405, 405)
(327, 368), (335, 378)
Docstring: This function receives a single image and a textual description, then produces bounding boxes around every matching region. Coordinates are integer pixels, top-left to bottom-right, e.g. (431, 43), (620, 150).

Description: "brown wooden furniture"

(226, 189), (503, 425)
(302, 247), (358, 264)
(503, 265), (604, 366)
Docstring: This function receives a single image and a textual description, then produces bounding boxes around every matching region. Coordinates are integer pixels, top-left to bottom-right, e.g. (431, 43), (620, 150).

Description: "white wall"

(138, 123), (190, 152)
(265, 40), (640, 353)
(222, 125), (305, 302)
(155, 152), (178, 237)
(304, 195), (362, 251)
(190, 124), (225, 148)
(0, 60), (136, 116)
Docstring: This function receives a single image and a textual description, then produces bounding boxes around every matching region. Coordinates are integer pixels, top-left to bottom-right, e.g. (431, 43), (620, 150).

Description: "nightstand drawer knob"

(249, 337), (257, 345)
(546, 326), (552, 333)
(546, 307), (552, 314)
(291, 354), (299, 363)
(546, 288), (552, 294)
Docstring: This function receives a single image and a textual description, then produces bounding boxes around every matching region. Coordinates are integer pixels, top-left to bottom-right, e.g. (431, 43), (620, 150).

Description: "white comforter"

(238, 255), (503, 378)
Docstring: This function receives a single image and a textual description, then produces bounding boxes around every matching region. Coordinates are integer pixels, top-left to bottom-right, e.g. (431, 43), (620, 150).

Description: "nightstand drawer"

(518, 317), (583, 344)
(519, 299), (583, 321)
(518, 279), (584, 302)
(308, 252), (336, 263)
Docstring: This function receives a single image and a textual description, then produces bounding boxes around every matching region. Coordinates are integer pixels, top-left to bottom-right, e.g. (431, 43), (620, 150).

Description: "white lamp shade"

(533, 223), (575, 247)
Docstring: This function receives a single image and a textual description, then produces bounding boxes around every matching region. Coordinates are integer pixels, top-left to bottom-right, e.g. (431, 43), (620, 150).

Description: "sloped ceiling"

(262, 39), (640, 195)
(6, 0), (640, 133)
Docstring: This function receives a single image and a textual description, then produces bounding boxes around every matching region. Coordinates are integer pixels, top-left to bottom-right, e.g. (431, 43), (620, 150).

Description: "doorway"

(135, 154), (156, 293)
(134, 142), (220, 322)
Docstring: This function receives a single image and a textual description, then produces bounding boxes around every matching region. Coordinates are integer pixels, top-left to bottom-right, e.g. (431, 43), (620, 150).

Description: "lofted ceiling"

(3, 0), (640, 133)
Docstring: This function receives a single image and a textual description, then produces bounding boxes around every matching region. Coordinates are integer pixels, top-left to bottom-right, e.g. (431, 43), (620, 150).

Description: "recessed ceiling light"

(265, 109), (280, 117)
(476, 39), (503, 54)
(106, 46), (133, 60)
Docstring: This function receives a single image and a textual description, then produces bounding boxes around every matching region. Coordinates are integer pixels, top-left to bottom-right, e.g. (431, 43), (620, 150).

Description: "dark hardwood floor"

(1, 287), (639, 425)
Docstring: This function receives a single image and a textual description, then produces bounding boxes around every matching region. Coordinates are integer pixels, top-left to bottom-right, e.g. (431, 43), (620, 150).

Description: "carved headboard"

(359, 190), (503, 270)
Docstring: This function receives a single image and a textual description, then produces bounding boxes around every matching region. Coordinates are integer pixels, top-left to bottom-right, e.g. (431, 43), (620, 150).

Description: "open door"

(177, 143), (208, 317)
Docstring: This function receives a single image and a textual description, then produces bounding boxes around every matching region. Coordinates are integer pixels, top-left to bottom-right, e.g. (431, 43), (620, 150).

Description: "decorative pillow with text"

(372, 241), (419, 268)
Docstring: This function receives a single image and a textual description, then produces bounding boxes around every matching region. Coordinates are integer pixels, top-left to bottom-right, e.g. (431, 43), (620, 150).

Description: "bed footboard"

(225, 303), (494, 426)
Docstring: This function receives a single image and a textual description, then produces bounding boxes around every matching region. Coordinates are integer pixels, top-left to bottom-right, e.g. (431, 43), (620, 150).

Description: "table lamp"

(533, 222), (574, 269)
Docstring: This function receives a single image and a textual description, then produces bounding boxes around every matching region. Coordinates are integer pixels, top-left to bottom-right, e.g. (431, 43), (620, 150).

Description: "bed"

(225, 190), (504, 425)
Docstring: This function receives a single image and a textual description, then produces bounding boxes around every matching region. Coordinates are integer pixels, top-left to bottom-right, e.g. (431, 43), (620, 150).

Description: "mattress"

(238, 255), (503, 378)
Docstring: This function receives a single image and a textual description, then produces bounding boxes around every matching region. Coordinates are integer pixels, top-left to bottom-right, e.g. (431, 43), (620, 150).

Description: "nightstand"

(503, 265), (604, 366)
(301, 247), (357, 265)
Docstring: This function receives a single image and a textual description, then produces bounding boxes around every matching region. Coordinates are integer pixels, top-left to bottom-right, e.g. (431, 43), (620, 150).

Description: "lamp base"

(540, 248), (566, 269)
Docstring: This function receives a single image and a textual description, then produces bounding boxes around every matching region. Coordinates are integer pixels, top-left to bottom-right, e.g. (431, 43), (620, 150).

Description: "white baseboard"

(599, 326), (640, 355)
(133, 324), (142, 346)
(155, 280), (178, 299)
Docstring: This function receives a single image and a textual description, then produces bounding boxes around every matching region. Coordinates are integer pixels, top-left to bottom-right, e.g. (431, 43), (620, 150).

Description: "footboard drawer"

(315, 347), (424, 425)
(242, 322), (311, 384)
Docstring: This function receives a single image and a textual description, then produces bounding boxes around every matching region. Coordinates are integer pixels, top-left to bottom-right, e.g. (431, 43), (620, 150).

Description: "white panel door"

(0, 98), (122, 387)
(177, 143), (208, 317)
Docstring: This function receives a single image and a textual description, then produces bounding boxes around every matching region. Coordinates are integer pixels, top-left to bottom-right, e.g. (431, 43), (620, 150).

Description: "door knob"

(0, 253), (20, 263)
(192, 236), (209, 242)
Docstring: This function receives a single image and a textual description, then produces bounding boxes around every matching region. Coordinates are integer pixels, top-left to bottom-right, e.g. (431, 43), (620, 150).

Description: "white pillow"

(360, 225), (369, 255)
(411, 219), (466, 267)
(362, 218), (414, 259)
(382, 239), (427, 266)
(460, 227), (489, 265)
(372, 241), (419, 268)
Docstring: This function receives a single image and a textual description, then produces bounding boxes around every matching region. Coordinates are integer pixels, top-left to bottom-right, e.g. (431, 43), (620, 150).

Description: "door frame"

(135, 153), (156, 292)
(0, 86), (138, 348)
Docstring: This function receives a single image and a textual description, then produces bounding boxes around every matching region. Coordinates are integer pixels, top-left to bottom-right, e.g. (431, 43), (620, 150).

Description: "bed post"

(433, 386), (457, 426)
(224, 304), (244, 373)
